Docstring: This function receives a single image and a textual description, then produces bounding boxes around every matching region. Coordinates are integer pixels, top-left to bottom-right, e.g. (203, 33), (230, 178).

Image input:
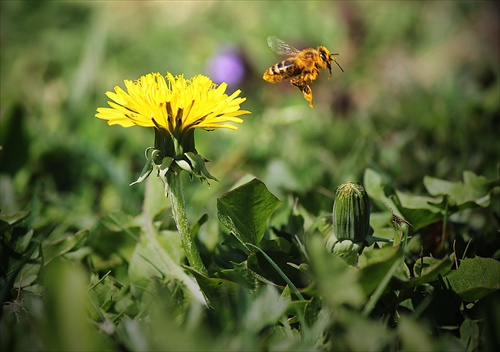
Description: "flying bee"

(263, 36), (344, 108)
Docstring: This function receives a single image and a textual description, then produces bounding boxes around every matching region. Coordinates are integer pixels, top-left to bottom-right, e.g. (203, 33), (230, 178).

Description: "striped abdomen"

(263, 59), (302, 83)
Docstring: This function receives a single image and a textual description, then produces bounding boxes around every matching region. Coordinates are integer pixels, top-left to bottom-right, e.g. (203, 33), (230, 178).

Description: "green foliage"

(1, 1), (499, 351)
(217, 178), (281, 248)
(2, 169), (498, 350)
(445, 257), (500, 302)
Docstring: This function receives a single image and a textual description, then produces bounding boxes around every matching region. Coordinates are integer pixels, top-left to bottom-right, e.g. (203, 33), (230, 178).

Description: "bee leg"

(291, 78), (314, 108)
(302, 85), (314, 108)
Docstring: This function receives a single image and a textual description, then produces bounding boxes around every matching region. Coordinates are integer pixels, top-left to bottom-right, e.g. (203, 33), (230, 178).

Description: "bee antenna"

(330, 54), (344, 73)
(334, 60), (344, 73)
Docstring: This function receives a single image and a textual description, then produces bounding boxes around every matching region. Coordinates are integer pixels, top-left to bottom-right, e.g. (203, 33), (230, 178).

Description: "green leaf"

(363, 168), (394, 209)
(424, 171), (498, 207)
(363, 168), (402, 217)
(445, 257), (500, 302)
(407, 255), (454, 287)
(0, 211), (34, 262)
(1, 224), (53, 303)
(42, 230), (89, 265)
(337, 309), (392, 351)
(309, 213), (333, 239)
(307, 233), (365, 308)
(191, 213), (208, 240)
(364, 168), (442, 231)
(17, 262), (42, 288)
(358, 245), (401, 295)
(460, 318), (480, 352)
(10, 228), (34, 254)
(128, 230), (183, 287)
(215, 261), (258, 290)
(0, 210), (31, 233)
(183, 266), (239, 310)
(396, 191), (443, 212)
(217, 178), (281, 248)
(395, 190), (444, 230)
(303, 295), (322, 327)
(242, 285), (289, 334)
(398, 315), (435, 351)
(87, 272), (119, 317)
(127, 228), (206, 304)
(142, 176), (170, 221)
(246, 243), (305, 300)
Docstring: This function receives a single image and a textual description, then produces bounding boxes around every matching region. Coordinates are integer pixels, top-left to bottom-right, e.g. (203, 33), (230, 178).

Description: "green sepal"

(183, 152), (218, 184)
(175, 159), (193, 174)
(330, 239), (363, 266)
(130, 148), (163, 186)
(158, 157), (175, 178)
(130, 138), (218, 190)
(158, 157), (175, 197)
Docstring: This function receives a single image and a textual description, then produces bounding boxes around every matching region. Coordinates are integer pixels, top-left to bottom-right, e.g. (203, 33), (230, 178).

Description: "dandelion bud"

(332, 182), (371, 242)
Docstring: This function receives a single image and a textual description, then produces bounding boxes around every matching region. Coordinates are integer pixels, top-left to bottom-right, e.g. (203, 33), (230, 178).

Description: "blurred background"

(1, 1), (499, 239)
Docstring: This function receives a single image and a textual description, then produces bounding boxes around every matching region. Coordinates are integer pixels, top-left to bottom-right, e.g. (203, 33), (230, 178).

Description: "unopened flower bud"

(333, 182), (371, 242)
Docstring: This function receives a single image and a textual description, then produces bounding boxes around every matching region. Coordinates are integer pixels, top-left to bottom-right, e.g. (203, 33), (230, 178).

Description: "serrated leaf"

(183, 266), (239, 310)
(424, 171), (496, 207)
(445, 257), (500, 302)
(217, 178), (281, 248)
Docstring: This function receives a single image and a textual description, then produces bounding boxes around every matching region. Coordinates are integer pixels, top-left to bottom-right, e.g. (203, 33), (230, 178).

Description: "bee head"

(318, 46), (344, 75)
(318, 46), (332, 74)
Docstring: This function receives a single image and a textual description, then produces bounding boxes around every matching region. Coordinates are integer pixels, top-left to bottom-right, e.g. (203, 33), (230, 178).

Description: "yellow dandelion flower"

(95, 72), (250, 185)
(96, 72), (249, 132)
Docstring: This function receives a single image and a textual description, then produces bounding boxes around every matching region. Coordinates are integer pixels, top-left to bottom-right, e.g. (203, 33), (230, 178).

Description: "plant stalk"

(166, 168), (207, 276)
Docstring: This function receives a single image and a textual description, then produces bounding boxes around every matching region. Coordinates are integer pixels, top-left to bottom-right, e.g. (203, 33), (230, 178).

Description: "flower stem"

(166, 168), (207, 276)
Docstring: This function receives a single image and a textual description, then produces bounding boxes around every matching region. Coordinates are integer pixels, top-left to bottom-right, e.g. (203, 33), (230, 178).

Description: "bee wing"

(267, 36), (301, 56)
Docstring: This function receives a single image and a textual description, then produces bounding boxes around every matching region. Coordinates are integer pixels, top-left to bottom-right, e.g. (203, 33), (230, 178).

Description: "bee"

(263, 36), (344, 108)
